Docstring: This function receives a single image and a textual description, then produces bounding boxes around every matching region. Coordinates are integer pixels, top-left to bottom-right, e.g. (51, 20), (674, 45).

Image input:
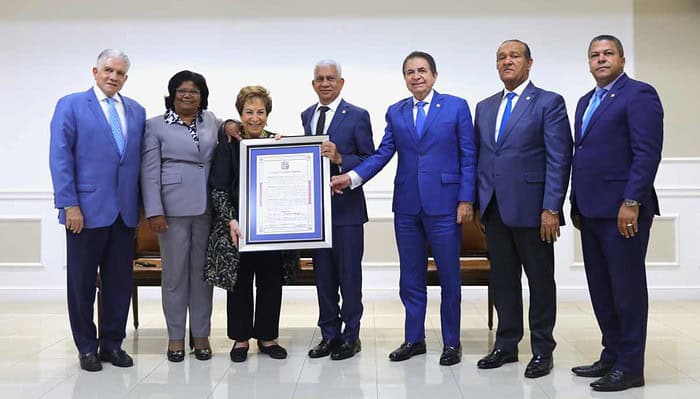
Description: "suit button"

(578, 145), (583, 150)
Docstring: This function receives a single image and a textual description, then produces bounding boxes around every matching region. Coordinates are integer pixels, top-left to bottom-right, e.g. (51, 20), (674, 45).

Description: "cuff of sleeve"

(348, 170), (363, 190)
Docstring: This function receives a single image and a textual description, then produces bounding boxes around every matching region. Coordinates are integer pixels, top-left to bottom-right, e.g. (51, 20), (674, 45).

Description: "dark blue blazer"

(571, 73), (663, 219)
(353, 91), (476, 215)
(475, 82), (572, 227)
(302, 99), (375, 226)
(49, 88), (146, 228)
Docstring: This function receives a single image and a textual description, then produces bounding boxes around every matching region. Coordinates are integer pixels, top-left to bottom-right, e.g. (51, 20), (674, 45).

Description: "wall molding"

(0, 215), (44, 268)
(660, 157), (700, 164)
(0, 190), (52, 201)
(572, 214), (680, 268)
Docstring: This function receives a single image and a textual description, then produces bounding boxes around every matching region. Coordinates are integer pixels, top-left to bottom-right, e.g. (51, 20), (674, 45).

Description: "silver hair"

(314, 59), (342, 78)
(95, 49), (131, 71)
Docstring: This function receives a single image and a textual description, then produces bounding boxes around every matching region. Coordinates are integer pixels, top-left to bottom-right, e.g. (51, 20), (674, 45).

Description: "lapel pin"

(342, 110), (346, 114)
(610, 93), (615, 98)
(526, 96), (531, 100)
(436, 103), (441, 108)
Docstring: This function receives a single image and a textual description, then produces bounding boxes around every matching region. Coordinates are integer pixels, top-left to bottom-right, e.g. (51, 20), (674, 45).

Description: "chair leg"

(132, 285), (139, 329)
(487, 284), (494, 330)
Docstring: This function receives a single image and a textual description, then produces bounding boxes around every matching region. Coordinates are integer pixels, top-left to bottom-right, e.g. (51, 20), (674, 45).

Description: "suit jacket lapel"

(484, 94), (501, 149)
(497, 83), (536, 148)
(581, 73), (628, 142)
(326, 99), (348, 140)
(420, 91), (443, 140)
(86, 89), (122, 158)
(576, 90), (594, 144)
(303, 106), (314, 135)
(402, 98), (418, 144)
(119, 93), (129, 157)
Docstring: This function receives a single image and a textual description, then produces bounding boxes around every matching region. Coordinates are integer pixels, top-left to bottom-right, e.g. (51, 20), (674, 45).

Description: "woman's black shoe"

(257, 341), (287, 359)
(167, 349), (185, 363)
(230, 343), (249, 363)
(194, 348), (212, 361)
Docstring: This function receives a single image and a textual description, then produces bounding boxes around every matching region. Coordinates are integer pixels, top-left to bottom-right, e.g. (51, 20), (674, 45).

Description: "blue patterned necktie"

(497, 92), (517, 142)
(106, 97), (125, 155)
(415, 101), (427, 138)
(581, 88), (608, 138)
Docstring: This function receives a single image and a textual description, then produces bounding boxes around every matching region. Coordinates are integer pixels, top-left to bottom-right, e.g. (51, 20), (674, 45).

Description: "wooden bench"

(99, 218), (492, 330)
(97, 220), (162, 331)
(290, 220), (493, 330)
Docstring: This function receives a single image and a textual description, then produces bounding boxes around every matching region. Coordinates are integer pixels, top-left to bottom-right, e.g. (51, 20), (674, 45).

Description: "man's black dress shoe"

(439, 344), (462, 366)
(194, 348), (212, 361)
(331, 340), (361, 361)
(524, 355), (553, 378)
(389, 341), (426, 362)
(98, 348), (133, 367)
(79, 352), (102, 372)
(258, 341), (287, 359)
(230, 343), (249, 363)
(477, 348), (518, 369)
(167, 349), (185, 363)
(308, 338), (340, 358)
(590, 369), (644, 392)
(571, 360), (614, 378)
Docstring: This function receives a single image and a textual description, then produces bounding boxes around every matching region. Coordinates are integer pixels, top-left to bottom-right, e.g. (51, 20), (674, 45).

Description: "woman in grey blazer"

(140, 70), (235, 362)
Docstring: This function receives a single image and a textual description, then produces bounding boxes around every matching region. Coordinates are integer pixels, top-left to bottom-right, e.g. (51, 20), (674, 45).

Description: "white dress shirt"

(93, 86), (127, 138)
(494, 79), (530, 141)
(347, 90), (435, 190)
(311, 96), (342, 135)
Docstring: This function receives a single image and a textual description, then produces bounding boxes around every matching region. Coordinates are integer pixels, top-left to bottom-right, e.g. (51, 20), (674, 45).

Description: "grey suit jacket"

(141, 110), (221, 218)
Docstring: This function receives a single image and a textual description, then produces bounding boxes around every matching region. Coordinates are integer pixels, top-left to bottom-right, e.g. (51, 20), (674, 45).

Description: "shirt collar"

(598, 72), (625, 92)
(316, 96), (342, 113)
(93, 86), (121, 104)
(503, 79), (530, 99)
(413, 90), (434, 106)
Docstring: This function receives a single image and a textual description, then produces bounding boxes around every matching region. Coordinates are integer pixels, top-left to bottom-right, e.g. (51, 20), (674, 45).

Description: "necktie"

(106, 97), (125, 155)
(415, 101), (427, 138)
(315, 106), (330, 135)
(581, 89), (608, 137)
(497, 92), (517, 142)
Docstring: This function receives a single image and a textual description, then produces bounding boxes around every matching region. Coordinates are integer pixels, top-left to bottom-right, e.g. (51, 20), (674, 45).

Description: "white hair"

(96, 49), (131, 71)
(314, 59), (342, 78)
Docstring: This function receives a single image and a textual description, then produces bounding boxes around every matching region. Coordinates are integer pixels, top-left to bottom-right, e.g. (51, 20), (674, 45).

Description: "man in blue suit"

(570, 35), (663, 392)
(332, 51), (476, 366)
(301, 60), (375, 361)
(474, 40), (572, 378)
(49, 49), (146, 372)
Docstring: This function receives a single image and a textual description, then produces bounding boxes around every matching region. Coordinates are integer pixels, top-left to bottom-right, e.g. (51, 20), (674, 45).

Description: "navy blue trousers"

(312, 224), (364, 342)
(394, 211), (462, 346)
(66, 215), (134, 354)
(580, 216), (652, 375)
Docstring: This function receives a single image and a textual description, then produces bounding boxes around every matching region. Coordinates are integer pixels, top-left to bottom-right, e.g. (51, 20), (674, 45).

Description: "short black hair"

(164, 70), (209, 111)
(402, 51), (437, 75)
(499, 39), (532, 60)
(589, 35), (625, 57)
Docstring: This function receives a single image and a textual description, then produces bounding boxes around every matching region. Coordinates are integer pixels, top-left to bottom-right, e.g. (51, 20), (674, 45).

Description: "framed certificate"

(238, 135), (332, 252)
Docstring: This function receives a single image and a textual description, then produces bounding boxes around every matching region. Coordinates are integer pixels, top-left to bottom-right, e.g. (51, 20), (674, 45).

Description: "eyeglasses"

(176, 89), (201, 96)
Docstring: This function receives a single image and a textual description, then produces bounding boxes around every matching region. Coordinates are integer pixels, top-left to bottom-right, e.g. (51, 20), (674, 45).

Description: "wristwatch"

(624, 199), (640, 207)
(545, 209), (559, 215)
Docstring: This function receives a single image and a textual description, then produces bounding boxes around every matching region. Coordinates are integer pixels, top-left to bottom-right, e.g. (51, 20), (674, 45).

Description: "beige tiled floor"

(1, 293), (699, 398)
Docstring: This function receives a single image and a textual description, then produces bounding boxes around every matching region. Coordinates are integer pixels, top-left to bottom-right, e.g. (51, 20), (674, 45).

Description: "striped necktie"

(581, 89), (607, 137)
(106, 97), (125, 155)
